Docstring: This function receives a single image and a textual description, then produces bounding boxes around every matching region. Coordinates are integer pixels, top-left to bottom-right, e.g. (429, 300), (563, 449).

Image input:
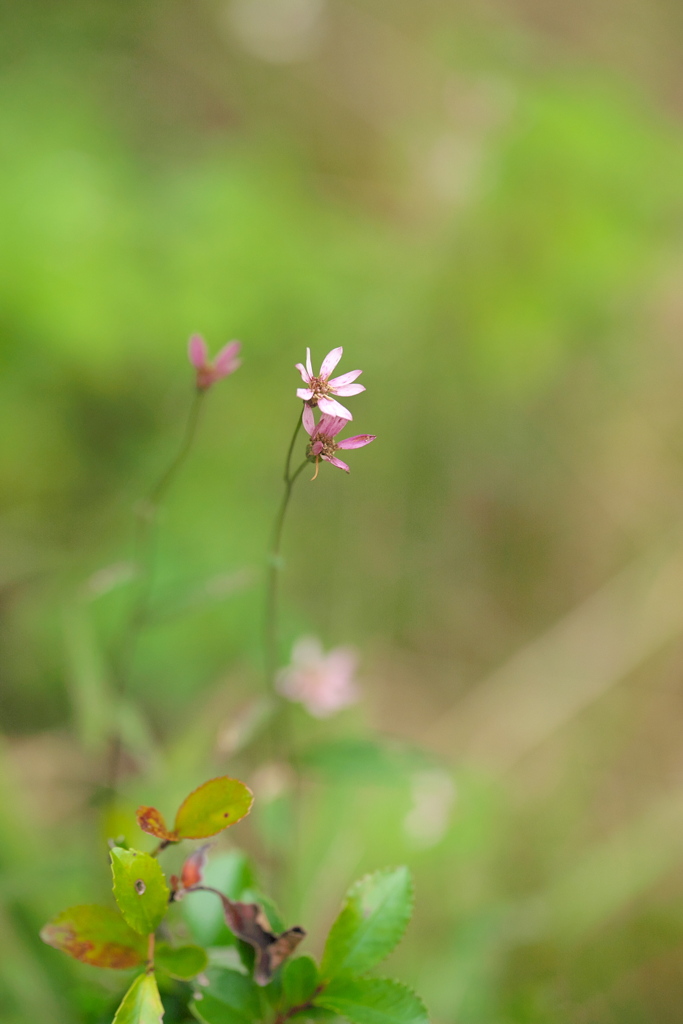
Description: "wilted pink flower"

(296, 347), (364, 421)
(276, 637), (359, 718)
(188, 334), (241, 390)
(302, 406), (375, 476)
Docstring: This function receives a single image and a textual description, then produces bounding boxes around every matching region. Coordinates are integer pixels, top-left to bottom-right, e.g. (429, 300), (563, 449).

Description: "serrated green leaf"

(316, 977), (428, 1024)
(174, 778), (253, 840)
(155, 943), (208, 979)
(111, 848), (170, 935)
(282, 956), (319, 1009)
(113, 972), (164, 1024)
(40, 904), (147, 968)
(321, 868), (413, 978)
(190, 967), (263, 1024)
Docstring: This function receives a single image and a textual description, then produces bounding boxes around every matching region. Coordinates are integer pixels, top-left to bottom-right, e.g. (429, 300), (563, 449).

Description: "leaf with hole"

(321, 867), (413, 978)
(40, 904), (147, 968)
(111, 848), (170, 935)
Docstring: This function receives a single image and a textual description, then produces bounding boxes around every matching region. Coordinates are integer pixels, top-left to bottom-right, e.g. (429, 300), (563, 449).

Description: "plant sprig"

(41, 779), (427, 1024)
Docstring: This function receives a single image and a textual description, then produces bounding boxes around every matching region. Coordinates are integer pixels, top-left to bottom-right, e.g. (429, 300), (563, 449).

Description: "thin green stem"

(264, 447), (307, 690)
(284, 412), (303, 485)
(109, 388), (206, 786)
(122, 389), (205, 672)
(149, 389), (205, 506)
(262, 410), (307, 898)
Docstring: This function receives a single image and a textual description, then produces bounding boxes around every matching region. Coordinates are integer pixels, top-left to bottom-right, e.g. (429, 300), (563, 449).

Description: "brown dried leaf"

(219, 896), (305, 985)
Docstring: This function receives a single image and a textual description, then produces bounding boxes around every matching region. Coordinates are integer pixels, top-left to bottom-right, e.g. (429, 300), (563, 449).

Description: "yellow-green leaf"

(174, 777), (253, 840)
(113, 972), (164, 1024)
(111, 848), (170, 935)
(40, 904), (147, 969)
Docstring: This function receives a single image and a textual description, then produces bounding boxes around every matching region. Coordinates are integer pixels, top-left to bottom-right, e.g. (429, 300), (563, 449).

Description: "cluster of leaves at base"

(191, 866), (427, 1024)
(40, 776), (429, 1024)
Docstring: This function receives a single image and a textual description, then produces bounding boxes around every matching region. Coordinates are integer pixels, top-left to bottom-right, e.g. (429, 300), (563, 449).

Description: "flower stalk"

(264, 412), (307, 693)
(110, 335), (241, 787)
(118, 388), (205, 686)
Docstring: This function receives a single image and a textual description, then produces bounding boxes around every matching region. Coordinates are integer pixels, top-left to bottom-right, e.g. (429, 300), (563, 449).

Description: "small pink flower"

(302, 406), (375, 476)
(296, 347), (365, 421)
(276, 637), (359, 718)
(188, 334), (241, 390)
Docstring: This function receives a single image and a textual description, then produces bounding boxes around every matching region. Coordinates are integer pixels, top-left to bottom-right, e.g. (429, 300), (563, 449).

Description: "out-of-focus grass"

(3, 1), (683, 1022)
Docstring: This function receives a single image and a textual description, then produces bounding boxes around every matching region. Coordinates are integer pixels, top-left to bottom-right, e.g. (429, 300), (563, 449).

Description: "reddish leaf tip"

(135, 806), (177, 842)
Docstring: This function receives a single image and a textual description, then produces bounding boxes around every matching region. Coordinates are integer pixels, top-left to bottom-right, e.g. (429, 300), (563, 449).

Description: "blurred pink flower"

(188, 334), (241, 390)
(276, 637), (359, 718)
(296, 346), (364, 421)
(302, 406), (375, 476)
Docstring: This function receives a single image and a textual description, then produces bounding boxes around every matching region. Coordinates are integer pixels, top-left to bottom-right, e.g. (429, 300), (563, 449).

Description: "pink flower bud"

(188, 335), (241, 389)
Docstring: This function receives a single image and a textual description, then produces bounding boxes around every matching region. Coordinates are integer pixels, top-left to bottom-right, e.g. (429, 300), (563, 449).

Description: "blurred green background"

(4, 0), (683, 1021)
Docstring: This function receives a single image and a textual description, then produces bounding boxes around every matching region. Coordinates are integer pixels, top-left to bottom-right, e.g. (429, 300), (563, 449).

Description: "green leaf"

(321, 868), (413, 978)
(190, 967), (263, 1024)
(40, 904), (147, 968)
(315, 977), (428, 1024)
(111, 848), (170, 935)
(282, 956), (319, 1008)
(113, 972), (164, 1024)
(174, 778), (253, 840)
(260, 970), (282, 1009)
(155, 943), (208, 979)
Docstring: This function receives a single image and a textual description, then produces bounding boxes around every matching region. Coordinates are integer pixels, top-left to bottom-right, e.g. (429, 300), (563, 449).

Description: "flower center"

(308, 376), (331, 405)
(306, 434), (338, 461)
(320, 436), (337, 458)
(196, 362), (215, 390)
